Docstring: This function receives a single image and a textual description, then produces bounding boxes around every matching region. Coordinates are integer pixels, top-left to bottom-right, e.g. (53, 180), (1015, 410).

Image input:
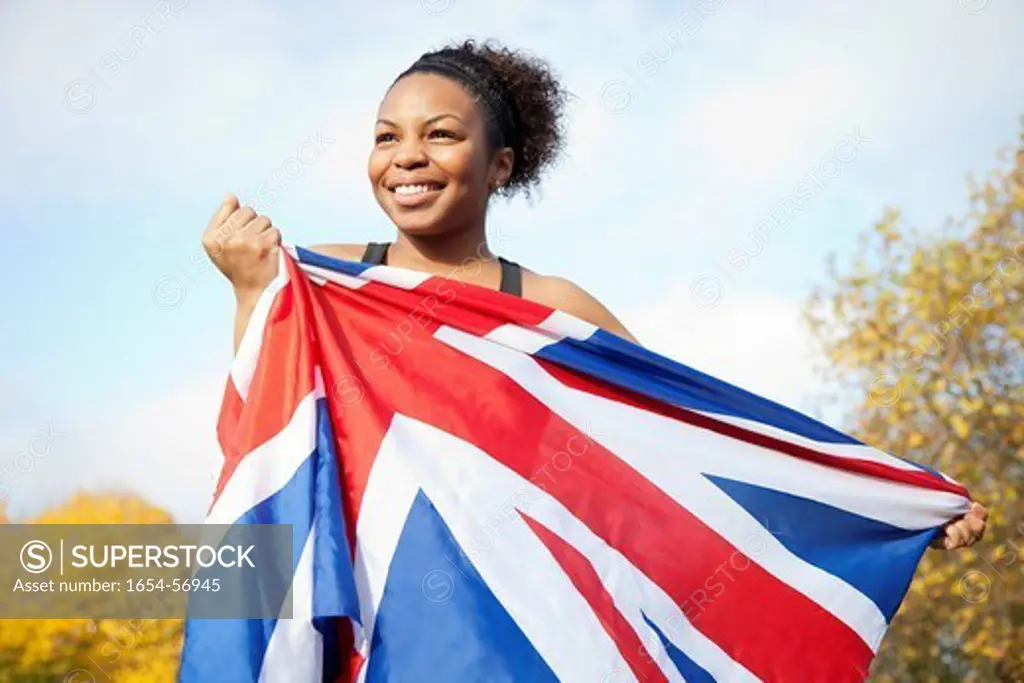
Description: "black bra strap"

(361, 241), (522, 297)
(361, 241), (390, 265)
(498, 257), (523, 297)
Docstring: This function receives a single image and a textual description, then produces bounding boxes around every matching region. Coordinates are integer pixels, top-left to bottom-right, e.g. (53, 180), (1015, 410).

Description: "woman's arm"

(201, 194), (281, 355)
(233, 292), (262, 354)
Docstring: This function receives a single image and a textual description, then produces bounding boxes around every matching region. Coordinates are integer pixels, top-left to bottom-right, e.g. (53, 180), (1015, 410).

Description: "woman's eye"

(375, 132), (396, 144)
(429, 129), (456, 140)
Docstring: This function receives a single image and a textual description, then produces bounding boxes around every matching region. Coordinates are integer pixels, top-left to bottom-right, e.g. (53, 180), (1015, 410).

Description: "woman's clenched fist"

(202, 194), (281, 301)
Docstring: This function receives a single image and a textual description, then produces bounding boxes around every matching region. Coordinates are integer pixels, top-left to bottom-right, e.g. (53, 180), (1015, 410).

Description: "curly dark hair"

(393, 39), (571, 200)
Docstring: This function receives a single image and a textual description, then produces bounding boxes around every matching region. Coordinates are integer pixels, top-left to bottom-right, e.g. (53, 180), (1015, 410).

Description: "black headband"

(395, 55), (521, 152)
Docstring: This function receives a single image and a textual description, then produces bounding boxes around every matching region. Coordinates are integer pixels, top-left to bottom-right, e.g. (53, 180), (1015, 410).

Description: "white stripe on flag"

(207, 386), (321, 526)
(482, 324), (565, 354)
(690, 409), (945, 475)
(535, 309), (599, 341)
(482, 311), (598, 354)
(359, 264), (433, 289)
(300, 263), (372, 290)
(351, 436), (422, 660)
(231, 249), (292, 402)
(260, 520), (322, 683)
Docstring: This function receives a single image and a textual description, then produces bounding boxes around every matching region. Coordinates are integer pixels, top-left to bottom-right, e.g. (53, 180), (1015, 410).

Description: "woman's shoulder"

(521, 270), (638, 343)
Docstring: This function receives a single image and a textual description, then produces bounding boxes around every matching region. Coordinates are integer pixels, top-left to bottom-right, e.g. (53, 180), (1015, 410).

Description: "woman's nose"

(393, 137), (428, 168)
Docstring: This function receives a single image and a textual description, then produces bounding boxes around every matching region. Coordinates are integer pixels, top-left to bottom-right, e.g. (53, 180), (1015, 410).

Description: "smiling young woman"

(308, 39), (637, 343)
(200, 38), (986, 552)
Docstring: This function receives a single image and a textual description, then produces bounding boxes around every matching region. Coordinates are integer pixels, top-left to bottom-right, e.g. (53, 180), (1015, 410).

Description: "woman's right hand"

(202, 194), (281, 303)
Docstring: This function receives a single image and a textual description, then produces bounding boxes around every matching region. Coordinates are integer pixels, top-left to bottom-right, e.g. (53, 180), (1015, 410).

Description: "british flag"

(178, 245), (972, 682)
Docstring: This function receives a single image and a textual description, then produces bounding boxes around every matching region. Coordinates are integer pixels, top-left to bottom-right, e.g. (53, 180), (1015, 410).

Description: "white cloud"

(623, 287), (827, 417)
(680, 61), (866, 179)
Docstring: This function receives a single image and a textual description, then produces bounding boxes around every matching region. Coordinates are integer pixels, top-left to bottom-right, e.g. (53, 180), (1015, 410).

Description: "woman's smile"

(389, 181), (448, 208)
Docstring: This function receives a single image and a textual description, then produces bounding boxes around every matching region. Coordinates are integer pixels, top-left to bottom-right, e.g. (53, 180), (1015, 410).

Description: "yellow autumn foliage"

(0, 494), (183, 682)
(806, 121), (1024, 681)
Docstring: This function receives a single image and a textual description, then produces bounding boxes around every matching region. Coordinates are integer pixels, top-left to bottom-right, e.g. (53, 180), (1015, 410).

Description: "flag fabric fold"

(179, 244), (971, 683)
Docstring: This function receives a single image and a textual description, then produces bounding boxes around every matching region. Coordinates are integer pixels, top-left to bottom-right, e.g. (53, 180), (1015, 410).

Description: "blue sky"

(1, 0), (1022, 522)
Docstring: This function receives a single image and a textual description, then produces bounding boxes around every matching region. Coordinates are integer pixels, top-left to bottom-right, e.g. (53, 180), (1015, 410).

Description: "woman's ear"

(489, 147), (515, 192)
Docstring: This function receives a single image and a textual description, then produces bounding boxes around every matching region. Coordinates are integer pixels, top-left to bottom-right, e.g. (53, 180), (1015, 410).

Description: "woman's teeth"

(394, 184), (440, 196)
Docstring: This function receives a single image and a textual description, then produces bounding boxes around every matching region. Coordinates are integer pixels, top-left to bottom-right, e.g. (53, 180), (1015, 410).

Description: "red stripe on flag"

(212, 259), (318, 504)
(410, 273), (555, 334)
(308, 267), (552, 341)
(216, 378), (243, 462)
(522, 513), (669, 683)
(306, 277), (444, 544)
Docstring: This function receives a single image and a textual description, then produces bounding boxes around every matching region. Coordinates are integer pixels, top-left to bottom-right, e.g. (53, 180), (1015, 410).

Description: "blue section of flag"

(365, 491), (558, 683)
(179, 451), (314, 682)
(312, 399), (361, 623)
(536, 330), (863, 446)
(179, 401), (358, 682)
(706, 475), (934, 620)
(642, 613), (717, 683)
(294, 245), (378, 277)
(311, 398), (360, 683)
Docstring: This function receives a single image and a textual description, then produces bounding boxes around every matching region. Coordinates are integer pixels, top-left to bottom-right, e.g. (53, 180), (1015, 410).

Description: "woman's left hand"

(932, 501), (988, 550)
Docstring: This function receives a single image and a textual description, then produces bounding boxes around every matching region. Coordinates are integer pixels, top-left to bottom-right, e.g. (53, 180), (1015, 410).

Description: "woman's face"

(368, 72), (509, 236)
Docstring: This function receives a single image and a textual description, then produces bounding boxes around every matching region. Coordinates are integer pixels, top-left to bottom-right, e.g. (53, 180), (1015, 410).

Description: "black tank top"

(360, 242), (523, 297)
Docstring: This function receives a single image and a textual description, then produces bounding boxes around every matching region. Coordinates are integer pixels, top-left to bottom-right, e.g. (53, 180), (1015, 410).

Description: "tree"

(806, 122), (1024, 681)
(0, 493), (183, 682)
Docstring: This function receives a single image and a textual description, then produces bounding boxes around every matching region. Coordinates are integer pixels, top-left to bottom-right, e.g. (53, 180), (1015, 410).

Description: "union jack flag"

(179, 245), (971, 682)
